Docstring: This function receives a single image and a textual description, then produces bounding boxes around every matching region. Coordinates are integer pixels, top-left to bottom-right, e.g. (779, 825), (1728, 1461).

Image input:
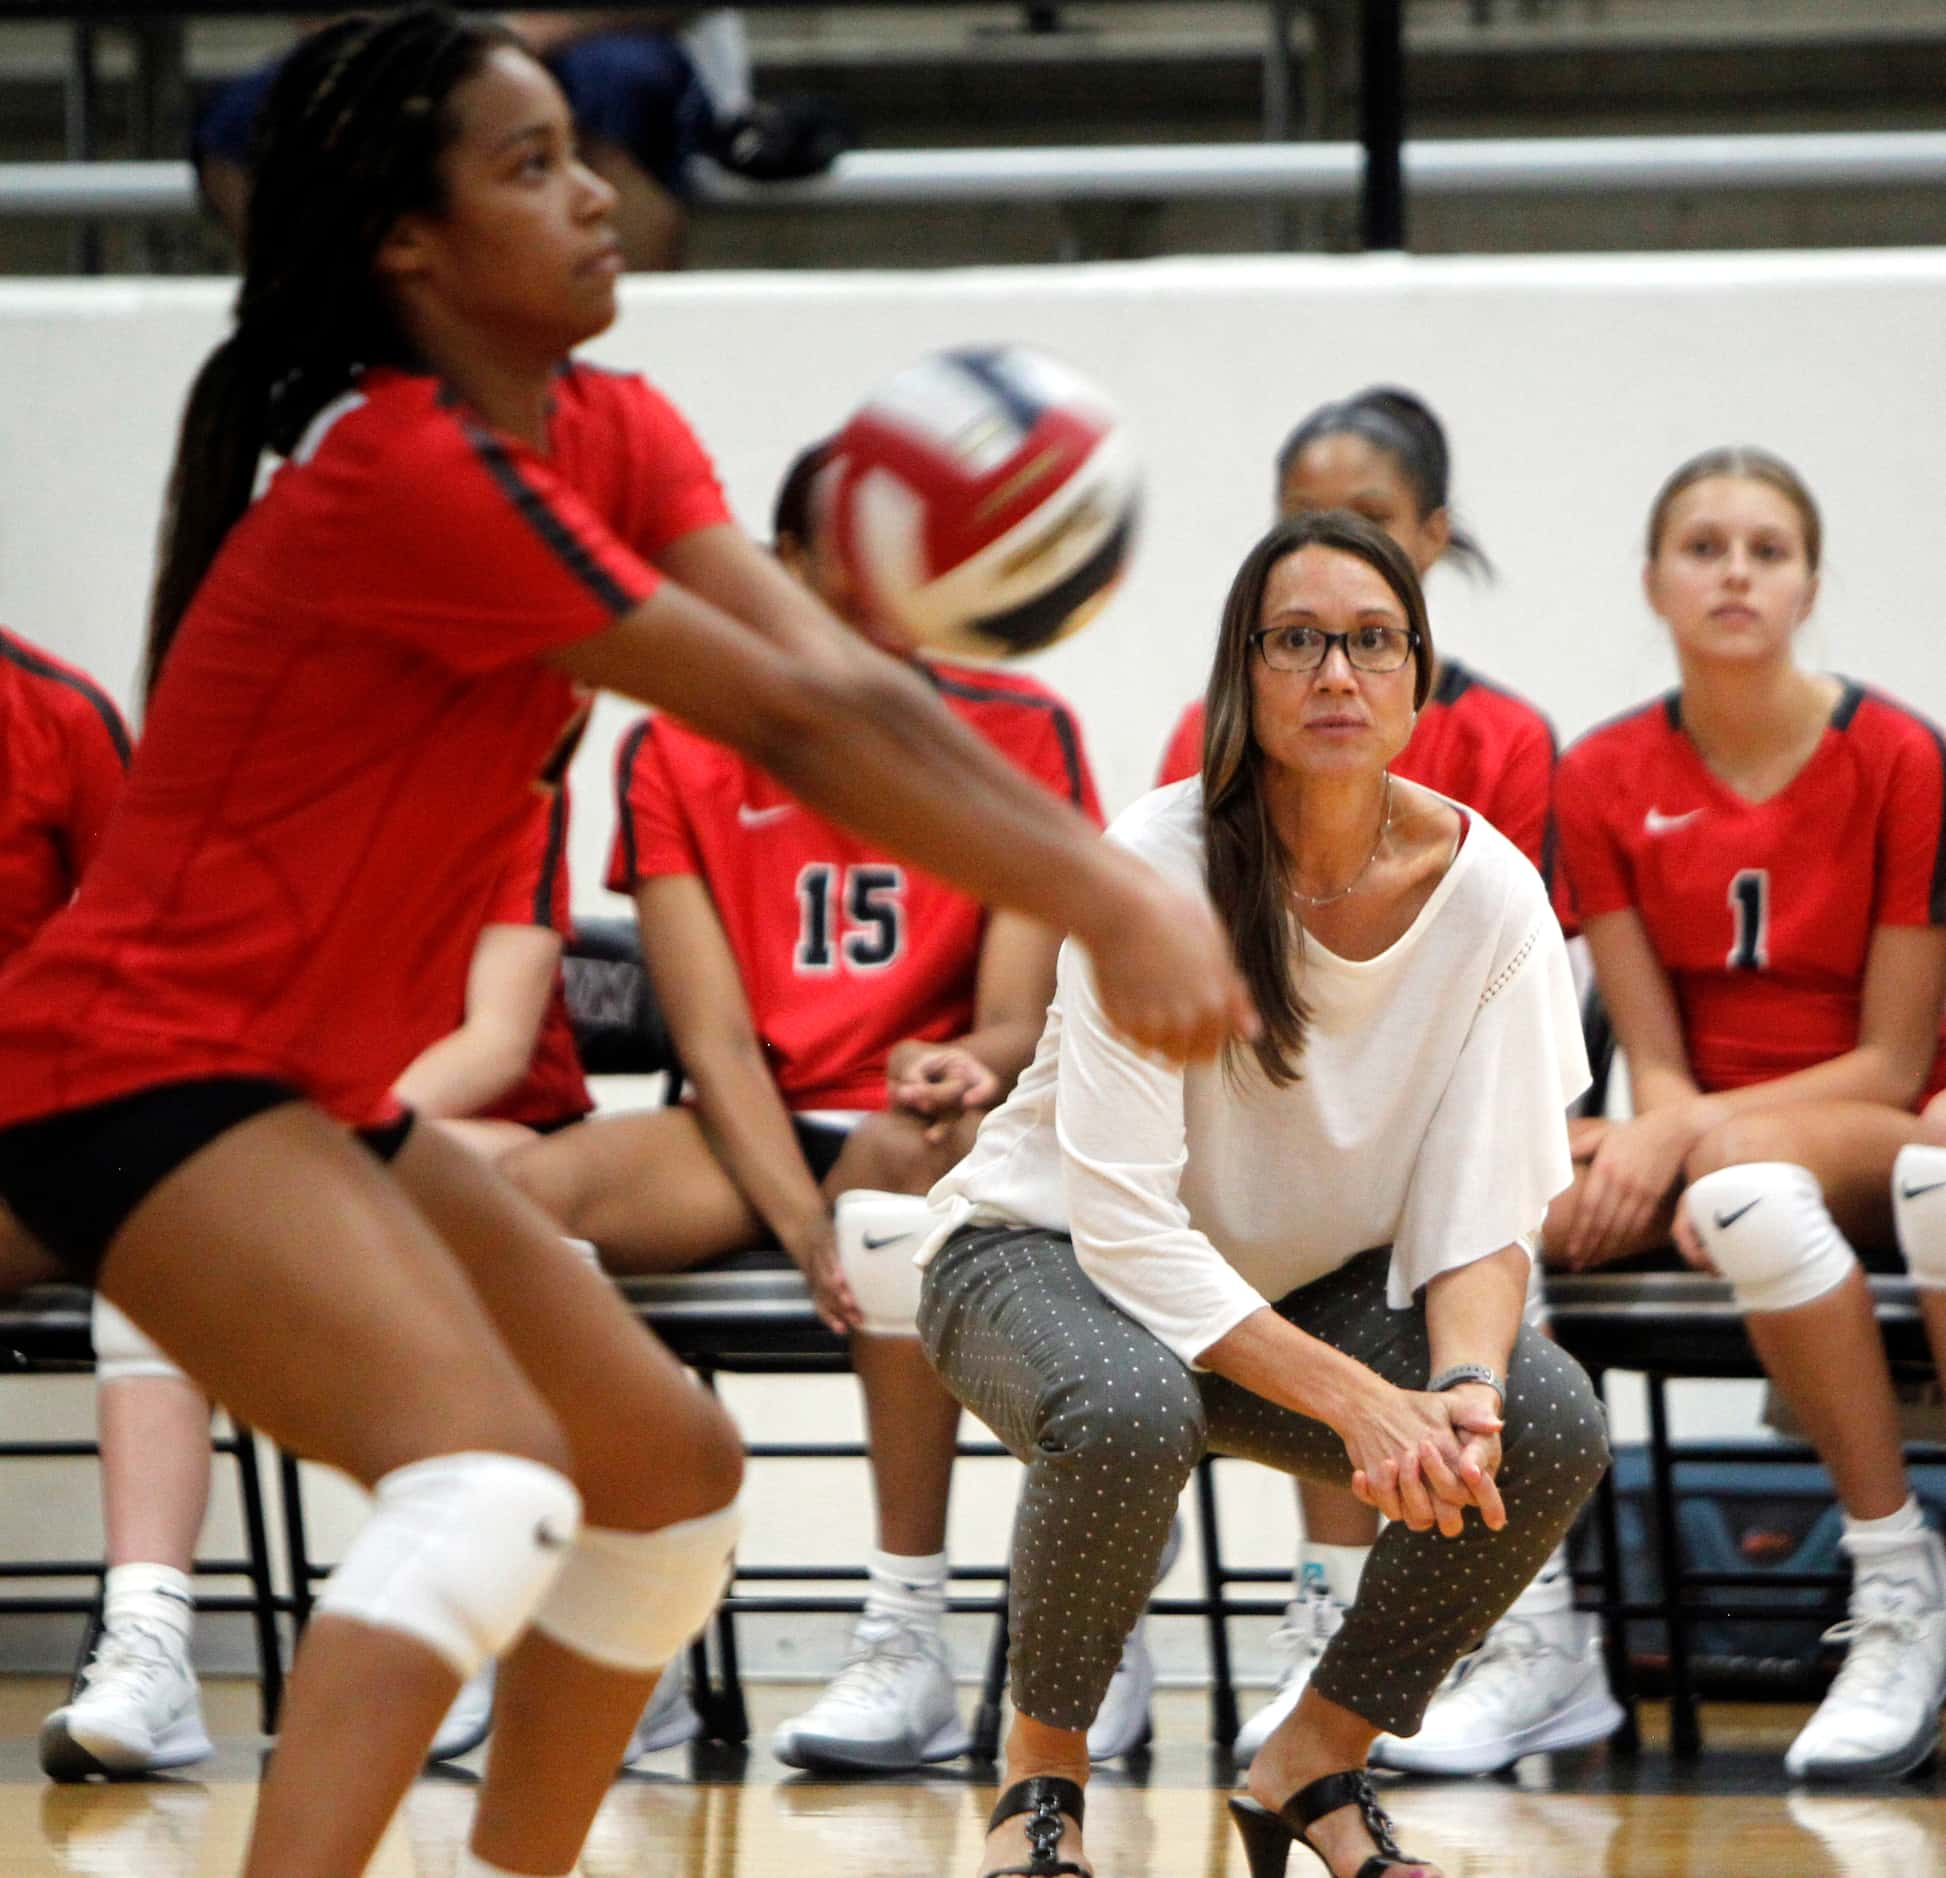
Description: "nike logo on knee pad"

(1902, 1180), (1946, 1202)
(862, 1231), (914, 1250)
(534, 1521), (572, 1551)
(1714, 1199), (1762, 1230)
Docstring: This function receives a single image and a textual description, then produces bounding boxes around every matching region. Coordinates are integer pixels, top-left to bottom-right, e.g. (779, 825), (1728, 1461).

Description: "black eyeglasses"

(1249, 624), (1419, 675)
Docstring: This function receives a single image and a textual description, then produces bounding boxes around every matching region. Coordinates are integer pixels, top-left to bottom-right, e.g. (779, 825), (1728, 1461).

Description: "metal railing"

(6, 129), (1946, 220)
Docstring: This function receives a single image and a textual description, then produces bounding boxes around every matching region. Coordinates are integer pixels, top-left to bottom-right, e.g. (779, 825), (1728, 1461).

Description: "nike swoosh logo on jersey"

(1713, 1198), (1762, 1231)
(737, 802), (796, 829)
(1902, 1180), (1946, 1202)
(862, 1231), (914, 1251)
(1644, 807), (1702, 835)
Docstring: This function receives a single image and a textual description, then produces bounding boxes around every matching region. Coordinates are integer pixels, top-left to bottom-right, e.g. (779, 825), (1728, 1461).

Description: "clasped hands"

(1344, 1382), (1506, 1539)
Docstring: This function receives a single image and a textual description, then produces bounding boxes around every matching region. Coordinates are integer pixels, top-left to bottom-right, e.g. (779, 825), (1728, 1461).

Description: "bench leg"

(1646, 1375), (1701, 1756)
(227, 1420), (285, 1733)
(1586, 1371), (1638, 1754)
(972, 1590), (1009, 1761)
(1196, 1455), (1240, 1749)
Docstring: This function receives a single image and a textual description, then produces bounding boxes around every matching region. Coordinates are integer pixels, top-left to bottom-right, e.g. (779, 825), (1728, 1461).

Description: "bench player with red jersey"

(1550, 446), (1946, 1782)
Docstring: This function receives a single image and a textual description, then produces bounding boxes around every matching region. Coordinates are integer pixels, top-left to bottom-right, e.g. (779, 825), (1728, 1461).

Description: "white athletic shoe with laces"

(621, 1662), (704, 1761)
(1088, 1513), (1184, 1762)
(1369, 1609), (1623, 1776)
(1232, 1586), (1346, 1759)
(771, 1613), (970, 1772)
(40, 1623), (213, 1781)
(1785, 1536), (1946, 1781)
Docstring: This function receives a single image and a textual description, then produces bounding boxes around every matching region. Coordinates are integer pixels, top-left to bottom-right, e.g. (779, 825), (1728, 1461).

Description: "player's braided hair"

(1273, 386), (1493, 580)
(145, 7), (517, 698)
(1200, 511), (1435, 1088)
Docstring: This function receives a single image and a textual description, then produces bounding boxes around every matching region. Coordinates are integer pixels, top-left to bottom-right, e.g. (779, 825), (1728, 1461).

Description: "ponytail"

(145, 333), (275, 699)
(140, 7), (511, 701)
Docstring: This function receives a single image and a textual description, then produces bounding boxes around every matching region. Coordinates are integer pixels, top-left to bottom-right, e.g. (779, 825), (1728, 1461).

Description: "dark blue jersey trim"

(0, 629), (132, 768)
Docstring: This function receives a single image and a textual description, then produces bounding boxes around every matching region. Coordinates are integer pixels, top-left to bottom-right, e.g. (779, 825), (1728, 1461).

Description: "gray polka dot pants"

(919, 1227), (1610, 1739)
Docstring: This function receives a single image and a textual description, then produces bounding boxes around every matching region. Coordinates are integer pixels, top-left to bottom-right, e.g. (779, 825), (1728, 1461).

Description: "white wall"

(0, 249), (1936, 1677)
(6, 249), (1946, 874)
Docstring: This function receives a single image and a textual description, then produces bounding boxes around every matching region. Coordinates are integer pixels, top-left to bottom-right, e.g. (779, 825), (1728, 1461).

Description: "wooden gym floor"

(4, 1678), (1946, 1875)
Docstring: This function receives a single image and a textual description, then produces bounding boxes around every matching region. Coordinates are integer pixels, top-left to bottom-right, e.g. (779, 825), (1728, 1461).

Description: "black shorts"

(0, 1077), (418, 1282)
(792, 1114), (855, 1184)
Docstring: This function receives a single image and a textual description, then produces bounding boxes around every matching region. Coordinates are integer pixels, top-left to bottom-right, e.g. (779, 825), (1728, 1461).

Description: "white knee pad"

(1684, 1163), (1854, 1314)
(834, 1189), (932, 1336)
(1894, 1145), (1946, 1290)
(532, 1499), (741, 1673)
(317, 1451), (582, 1680)
(91, 1294), (186, 1385)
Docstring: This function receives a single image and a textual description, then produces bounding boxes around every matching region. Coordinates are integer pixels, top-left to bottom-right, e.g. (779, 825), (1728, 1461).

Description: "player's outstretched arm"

(551, 580), (1256, 1062)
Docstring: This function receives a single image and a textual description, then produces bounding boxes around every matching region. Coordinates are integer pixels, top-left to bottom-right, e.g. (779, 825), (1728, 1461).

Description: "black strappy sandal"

(985, 1774), (1090, 1877)
(1228, 1769), (1435, 1878)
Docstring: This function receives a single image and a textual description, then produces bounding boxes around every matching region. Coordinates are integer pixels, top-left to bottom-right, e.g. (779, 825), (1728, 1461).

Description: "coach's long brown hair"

(145, 8), (516, 699)
(1200, 512), (1435, 1087)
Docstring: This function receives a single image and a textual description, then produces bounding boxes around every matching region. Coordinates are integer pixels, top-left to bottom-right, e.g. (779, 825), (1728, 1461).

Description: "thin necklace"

(1290, 773), (1392, 909)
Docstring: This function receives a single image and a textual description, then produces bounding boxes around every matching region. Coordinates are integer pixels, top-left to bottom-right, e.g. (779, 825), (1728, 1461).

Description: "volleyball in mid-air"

(821, 344), (1140, 660)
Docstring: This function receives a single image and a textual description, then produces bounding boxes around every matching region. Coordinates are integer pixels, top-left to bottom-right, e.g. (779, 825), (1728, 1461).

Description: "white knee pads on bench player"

(835, 1189), (932, 1336)
(317, 1451), (582, 1680)
(1894, 1145), (1946, 1289)
(1684, 1162), (1854, 1314)
(533, 1500), (743, 1674)
(92, 1294), (187, 1385)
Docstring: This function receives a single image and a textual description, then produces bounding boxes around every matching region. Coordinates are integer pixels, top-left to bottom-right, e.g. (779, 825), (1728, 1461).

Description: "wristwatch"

(1427, 1363), (1504, 1407)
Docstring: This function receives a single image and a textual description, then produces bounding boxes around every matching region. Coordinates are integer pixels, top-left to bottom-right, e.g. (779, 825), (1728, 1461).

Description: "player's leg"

(426, 1115), (543, 1163)
(1682, 1100), (1946, 1777)
(501, 1107), (770, 1269)
(385, 1121), (743, 1877)
(87, 1102), (578, 1878)
(0, 1201), (59, 1295)
(41, 1300), (215, 1781)
(764, 1112), (974, 1773)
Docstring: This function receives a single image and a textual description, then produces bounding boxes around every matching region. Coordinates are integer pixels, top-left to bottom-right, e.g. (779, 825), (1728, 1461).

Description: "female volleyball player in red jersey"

(0, 14), (1248, 1877)
(1156, 387), (1556, 882)
(1552, 446), (1946, 1781)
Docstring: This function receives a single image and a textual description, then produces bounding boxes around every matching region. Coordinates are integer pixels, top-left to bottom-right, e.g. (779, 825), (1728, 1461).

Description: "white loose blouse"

(917, 779), (1590, 1369)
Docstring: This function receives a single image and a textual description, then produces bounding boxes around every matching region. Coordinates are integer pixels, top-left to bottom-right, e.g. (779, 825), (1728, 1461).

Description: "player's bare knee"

(835, 1111), (928, 1194)
(577, 1387), (743, 1530)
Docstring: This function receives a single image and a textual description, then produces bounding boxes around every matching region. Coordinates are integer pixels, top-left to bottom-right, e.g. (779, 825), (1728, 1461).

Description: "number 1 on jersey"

(1727, 868), (1770, 971)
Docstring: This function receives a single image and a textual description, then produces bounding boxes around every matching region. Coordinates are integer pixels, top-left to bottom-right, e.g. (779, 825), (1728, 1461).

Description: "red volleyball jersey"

(610, 663), (1102, 1112)
(1554, 683), (1946, 1101)
(0, 628), (131, 968)
(1156, 658), (1558, 881)
(474, 785), (592, 1130)
(0, 363), (728, 1130)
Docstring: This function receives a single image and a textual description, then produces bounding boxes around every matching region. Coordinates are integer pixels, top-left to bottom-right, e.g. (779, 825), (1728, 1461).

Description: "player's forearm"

(1680, 1047), (1932, 1121)
(757, 652), (1139, 953)
(392, 1023), (531, 1118)
(951, 1016), (1046, 1093)
(682, 1041), (831, 1252)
